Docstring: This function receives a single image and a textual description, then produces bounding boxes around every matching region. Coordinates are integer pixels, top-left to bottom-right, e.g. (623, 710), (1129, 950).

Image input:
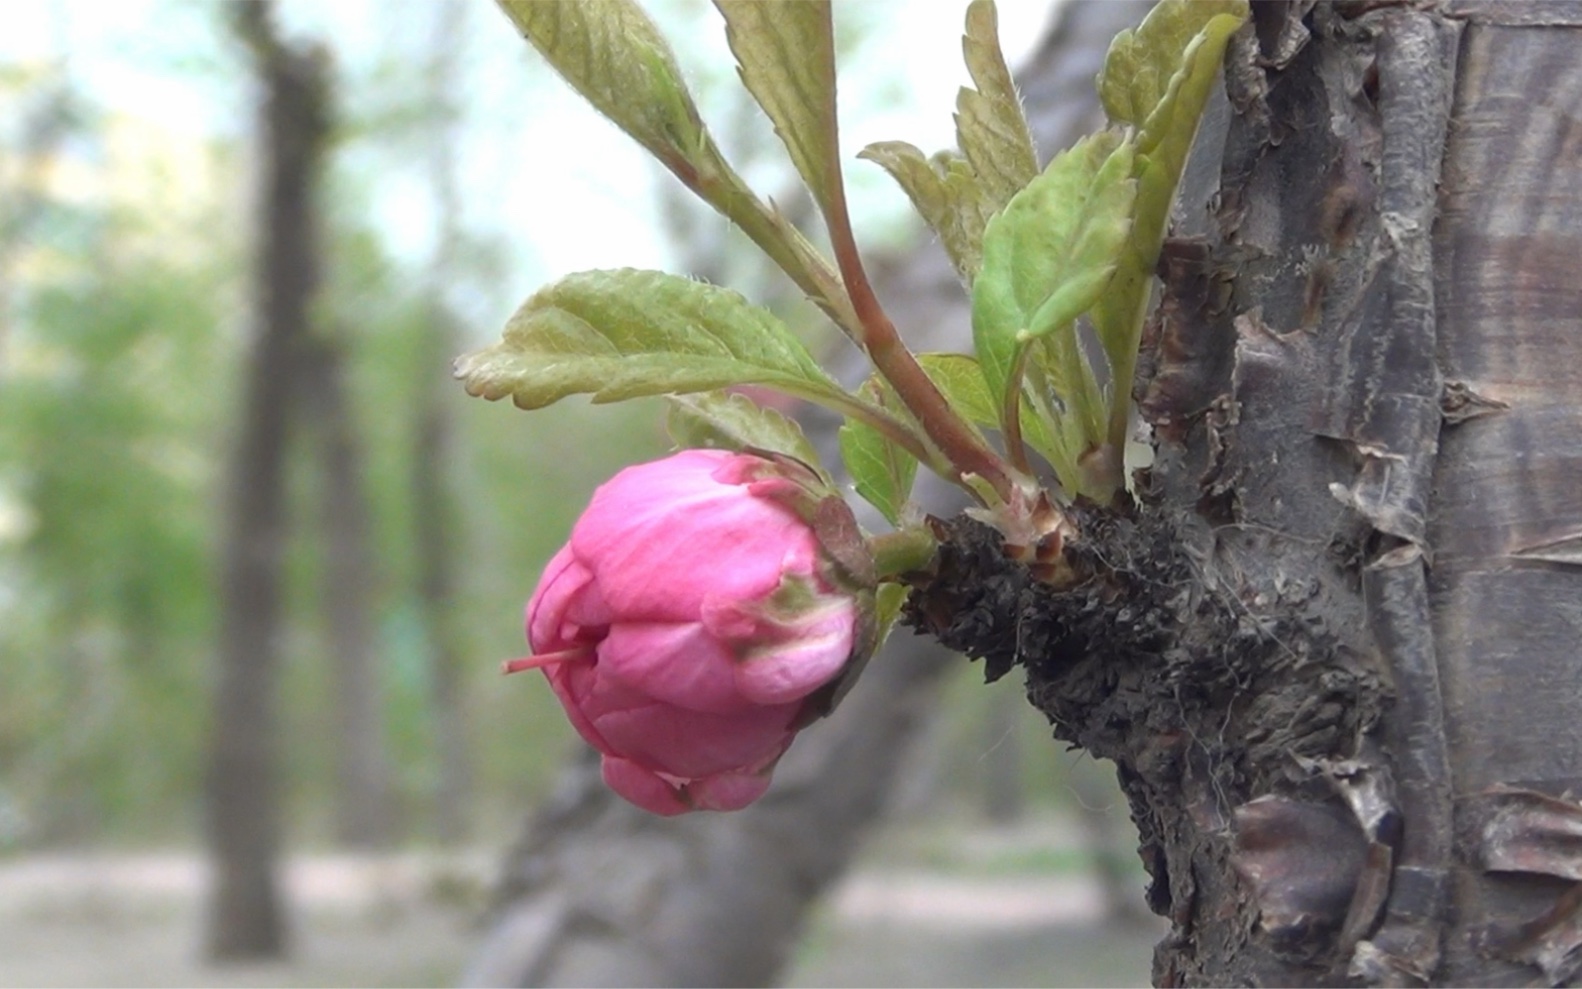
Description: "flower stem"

(868, 527), (939, 580)
(813, 147), (1020, 505)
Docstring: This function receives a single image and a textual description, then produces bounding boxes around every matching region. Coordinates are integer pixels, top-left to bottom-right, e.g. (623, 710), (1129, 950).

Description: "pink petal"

(587, 696), (799, 780)
(601, 757), (692, 816)
(526, 546), (600, 652)
(599, 621), (753, 714)
(700, 585), (856, 706)
(570, 452), (819, 621)
(688, 769), (774, 812)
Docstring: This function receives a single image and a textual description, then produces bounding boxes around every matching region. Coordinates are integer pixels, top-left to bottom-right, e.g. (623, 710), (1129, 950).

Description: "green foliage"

(858, 0), (1038, 284)
(479, 0), (1249, 517)
(665, 390), (825, 478)
(913, 352), (1058, 469)
(0, 236), (230, 842)
(857, 143), (995, 284)
(1089, 0), (1247, 462)
(455, 268), (852, 412)
(715, 0), (839, 211)
(954, 0), (1039, 210)
(495, 0), (708, 177)
(972, 130), (1137, 495)
(497, 0), (856, 340)
(838, 378), (920, 525)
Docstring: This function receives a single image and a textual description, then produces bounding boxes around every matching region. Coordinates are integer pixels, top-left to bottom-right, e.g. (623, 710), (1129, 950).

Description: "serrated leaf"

(971, 130), (1137, 451)
(497, 1), (709, 174)
(1091, 0), (1246, 453)
(715, 0), (839, 210)
(858, 142), (996, 282)
(838, 378), (919, 525)
(859, 1), (1035, 287)
(1098, 0), (1245, 153)
(456, 269), (853, 413)
(914, 352), (1066, 484)
(665, 390), (826, 478)
(955, 0), (1039, 211)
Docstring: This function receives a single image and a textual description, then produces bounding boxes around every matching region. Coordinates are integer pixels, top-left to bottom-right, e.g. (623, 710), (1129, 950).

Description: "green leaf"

(1092, 0), (1246, 453)
(858, 1), (1035, 286)
(496, 1), (710, 175)
(1098, 0), (1246, 154)
(858, 142), (996, 283)
(914, 352), (1065, 483)
(665, 390), (826, 478)
(455, 268), (854, 411)
(715, 0), (839, 211)
(875, 581), (910, 643)
(500, 0), (862, 344)
(955, 0), (1039, 211)
(971, 130), (1137, 443)
(838, 378), (919, 525)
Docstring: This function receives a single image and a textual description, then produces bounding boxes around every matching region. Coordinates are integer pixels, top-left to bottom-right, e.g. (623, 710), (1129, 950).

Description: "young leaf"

(500, 0), (863, 344)
(1092, 0), (1247, 452)
(665, 390), (825, 479)
(858, 142), (996, 283)
(455, 268), (853, 411)
(971, 130), (1137, 447)
(858, 1), (1036, 288)
(914, 353), (1064, 482)
(1098, 0), (1246, 154)
(496, 1), (708, 176)
(715, 0), (839, 211)
(838, 378), (919, 525)
(955, 0), (1039, 211)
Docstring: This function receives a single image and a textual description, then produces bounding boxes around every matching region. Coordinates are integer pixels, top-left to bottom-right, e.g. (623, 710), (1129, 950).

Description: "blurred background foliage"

(0, 0), (1078, 854)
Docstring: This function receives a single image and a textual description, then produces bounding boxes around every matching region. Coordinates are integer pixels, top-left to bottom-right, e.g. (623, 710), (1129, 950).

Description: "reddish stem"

(810, 66), (1020, 502)
(502, 647), (590, 676)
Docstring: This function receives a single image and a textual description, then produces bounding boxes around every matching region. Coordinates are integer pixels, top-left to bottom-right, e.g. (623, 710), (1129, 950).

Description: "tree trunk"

(300, 323), (394, 849)
(204, 2), (328, 960)
(412, 1), (474, 846)
(459, 4), (1151, 986)
(905, 1), (1582, 984)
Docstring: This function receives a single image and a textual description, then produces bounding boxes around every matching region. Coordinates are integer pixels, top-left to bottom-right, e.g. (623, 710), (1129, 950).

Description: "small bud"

(516, 449), (876, 815)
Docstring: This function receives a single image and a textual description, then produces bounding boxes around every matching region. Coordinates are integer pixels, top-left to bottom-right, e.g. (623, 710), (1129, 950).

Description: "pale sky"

(3, 0), (1064, 324)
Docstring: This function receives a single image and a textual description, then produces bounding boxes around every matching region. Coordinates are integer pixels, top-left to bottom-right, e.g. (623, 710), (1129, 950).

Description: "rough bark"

(204, 1), (328, 960)
(459, 4), (1151, 986)
(904, 1), (1582, 984)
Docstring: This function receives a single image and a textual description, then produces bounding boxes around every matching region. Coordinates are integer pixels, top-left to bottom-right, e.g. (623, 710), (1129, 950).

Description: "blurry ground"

(0, 814), (1162, 988)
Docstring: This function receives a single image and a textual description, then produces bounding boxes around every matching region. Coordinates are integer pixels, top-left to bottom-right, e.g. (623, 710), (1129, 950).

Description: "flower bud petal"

(688, 768), (774, 812)
(601, 758), (692, 817)
(513, 449), (878, 815)
(600, 620), (752, 713)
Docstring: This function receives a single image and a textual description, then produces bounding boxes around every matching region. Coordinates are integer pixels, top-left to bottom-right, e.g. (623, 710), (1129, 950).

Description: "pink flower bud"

(509, 449), (875, 815)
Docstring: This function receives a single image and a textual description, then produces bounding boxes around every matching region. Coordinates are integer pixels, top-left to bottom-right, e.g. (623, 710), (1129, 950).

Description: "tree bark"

(460, 4), (1151, 987)
(204, 2), (328, 960)
(905, 1), (1582, 984)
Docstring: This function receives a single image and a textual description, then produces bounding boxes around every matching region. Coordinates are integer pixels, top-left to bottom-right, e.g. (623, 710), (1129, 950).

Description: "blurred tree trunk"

(907, 2), (1582, 984)
(415, 1), (473, 845)
(459, 4), (1151, 986)
(204, 1), (328, 960)
(299, 323), (394, 849)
